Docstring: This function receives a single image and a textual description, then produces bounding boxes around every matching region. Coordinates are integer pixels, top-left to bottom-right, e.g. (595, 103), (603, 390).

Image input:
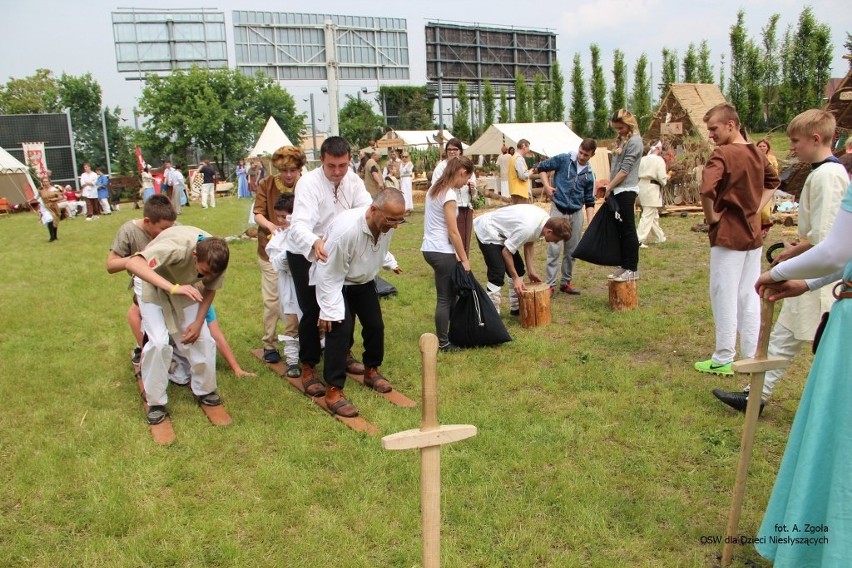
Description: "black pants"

(288, 252), (356, 366)
(612, 191), (639, 271)
(47, 221), (57, 241)
(324, 282), (384, 389)
(477, 238), (525, 288)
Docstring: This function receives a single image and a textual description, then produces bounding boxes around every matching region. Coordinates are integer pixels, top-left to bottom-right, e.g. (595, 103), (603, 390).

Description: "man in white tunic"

(312, 189), (404, 417)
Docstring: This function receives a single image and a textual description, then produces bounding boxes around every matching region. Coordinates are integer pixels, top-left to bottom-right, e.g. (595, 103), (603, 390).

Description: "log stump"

(608, 279), (638, 311)
(519, 283), (552, 328)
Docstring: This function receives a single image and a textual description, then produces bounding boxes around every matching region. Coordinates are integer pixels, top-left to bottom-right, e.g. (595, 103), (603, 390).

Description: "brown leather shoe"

(300, 364), (326, 397)
(363, 367), (392, 393)
(325, 386), (358, 417)
(346, 351), (365, 375)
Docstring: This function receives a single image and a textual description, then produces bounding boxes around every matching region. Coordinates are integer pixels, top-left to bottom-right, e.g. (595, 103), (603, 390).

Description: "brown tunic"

(253, 175), (296, 260)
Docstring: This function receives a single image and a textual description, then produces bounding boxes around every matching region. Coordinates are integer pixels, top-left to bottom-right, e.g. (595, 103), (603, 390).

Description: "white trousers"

(709, 246), (762, 364)
(99, 197), (111, 214)
(743, 321), (806, 401)
(138, 297), (217, 406)
(201, 183), (216, 208)
(637, 206), (665, 244)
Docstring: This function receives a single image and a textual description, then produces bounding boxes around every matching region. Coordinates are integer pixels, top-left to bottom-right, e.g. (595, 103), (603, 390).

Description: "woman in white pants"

(636, 141), (668, 246)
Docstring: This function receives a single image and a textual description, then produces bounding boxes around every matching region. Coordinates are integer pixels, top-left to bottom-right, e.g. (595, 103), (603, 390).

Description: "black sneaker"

(509, 309), (520, 316)
(147, 405), (169, 425)
(197, 392), (222, 406)
(131, 347), (142, 366)
(263, 348), (281, 363)
(286, 363), (302, 378)
(439, 342), (463, 353)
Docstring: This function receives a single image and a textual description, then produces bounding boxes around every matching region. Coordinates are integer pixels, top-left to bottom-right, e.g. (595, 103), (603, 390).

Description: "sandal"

(363, 369), (392, 393)
(328, 397), (359, 417)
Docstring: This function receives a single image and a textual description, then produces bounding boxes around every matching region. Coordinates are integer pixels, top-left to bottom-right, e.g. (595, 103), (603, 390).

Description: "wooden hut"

(646, 83), (727, 143)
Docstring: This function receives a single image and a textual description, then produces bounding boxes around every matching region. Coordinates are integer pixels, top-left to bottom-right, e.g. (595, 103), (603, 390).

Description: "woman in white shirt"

(421, 156), (474, 352)
(399, 151), (414, 214)
(432, 138), (477, 255)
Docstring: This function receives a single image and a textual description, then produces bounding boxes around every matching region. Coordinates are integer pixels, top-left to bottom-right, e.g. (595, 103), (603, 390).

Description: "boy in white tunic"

(473, 204), (572, 314)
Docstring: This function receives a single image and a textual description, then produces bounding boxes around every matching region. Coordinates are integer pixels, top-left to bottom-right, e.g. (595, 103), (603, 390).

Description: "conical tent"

(0, 146), (38, 205)
(465, 122), (583, 158)
(248, 117), (294, 157)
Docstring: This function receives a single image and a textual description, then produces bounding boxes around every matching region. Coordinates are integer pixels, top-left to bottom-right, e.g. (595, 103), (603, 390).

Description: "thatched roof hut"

(825, 66), (852, 131)
(646, 83), (727, 142)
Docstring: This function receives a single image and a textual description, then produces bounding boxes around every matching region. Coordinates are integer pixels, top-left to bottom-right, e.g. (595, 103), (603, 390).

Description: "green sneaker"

(694, 360), (734, 376)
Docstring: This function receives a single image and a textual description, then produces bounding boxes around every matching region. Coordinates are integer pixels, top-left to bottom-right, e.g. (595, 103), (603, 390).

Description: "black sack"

(375, 276), (397, 299)
(573, 196), (622, 267)
(448, 264), (512, 347)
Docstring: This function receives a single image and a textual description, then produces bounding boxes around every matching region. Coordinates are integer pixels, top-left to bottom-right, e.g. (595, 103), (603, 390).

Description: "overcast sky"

(2, 0), (849, 127)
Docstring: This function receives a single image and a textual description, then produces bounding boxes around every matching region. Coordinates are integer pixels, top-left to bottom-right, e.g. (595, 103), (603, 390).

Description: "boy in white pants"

(712, 109), (848, 411)
(695, 103), (779, 376)
(125, 225), (230, 424)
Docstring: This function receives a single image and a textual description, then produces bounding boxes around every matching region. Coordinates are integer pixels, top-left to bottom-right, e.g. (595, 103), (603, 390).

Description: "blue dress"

(756, 186), (852, 566)
(237, 166), (250, 198)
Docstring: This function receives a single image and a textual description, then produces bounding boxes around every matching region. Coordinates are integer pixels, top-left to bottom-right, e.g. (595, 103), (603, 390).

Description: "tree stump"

(519, 283), (552, 328)
(608, 280), (638, 311)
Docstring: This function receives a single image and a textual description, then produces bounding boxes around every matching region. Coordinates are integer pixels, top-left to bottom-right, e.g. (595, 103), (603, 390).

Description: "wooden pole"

(721, 297), (789, 566)
(382, 334), (477, 568)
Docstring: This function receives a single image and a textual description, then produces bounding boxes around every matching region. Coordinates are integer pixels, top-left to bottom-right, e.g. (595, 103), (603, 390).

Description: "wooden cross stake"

(722, 296), (790, 566)
(381, 333), (477, 568)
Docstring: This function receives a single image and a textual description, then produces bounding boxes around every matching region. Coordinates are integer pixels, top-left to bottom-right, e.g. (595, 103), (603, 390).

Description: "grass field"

(0, 196), (809, 567)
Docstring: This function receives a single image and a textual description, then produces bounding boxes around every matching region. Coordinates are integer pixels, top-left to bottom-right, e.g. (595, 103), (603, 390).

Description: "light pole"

(303, 94), (319, 161)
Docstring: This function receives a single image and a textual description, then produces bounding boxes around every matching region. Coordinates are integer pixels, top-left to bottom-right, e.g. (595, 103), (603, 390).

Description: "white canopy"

(0, 146), (37, 205)
(376, 129), (464, 149)
(465, 122), (583, 158)
(248, 117), (294, 157)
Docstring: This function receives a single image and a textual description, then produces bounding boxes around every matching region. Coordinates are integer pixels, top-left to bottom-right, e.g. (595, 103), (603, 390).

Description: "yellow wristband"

(170, 283), (180, 295)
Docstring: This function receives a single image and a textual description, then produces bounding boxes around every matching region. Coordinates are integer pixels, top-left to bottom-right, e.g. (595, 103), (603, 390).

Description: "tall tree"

(760, 14), (782, 127)
(660, 48), (678, 100)
(610, 49), (627, 117)
(453, 82), (471, 142)
(138, 67), (303, 174)
(549, 60), (566, 121)
(719, 53), (726, 93)
(532, 74), (547, 122)
(697, 40), (715, 83)
(0, 68), (61, 114)
(338, 96), (384, 148)
(482, 79), (496, 130)
(499, 87), (510, 123)
(379, 86), (433, 129)
(742, 42), (764, 130)
(631, 53), (652, 133)
(590, 44), (608, 138)
(728, 10), (754, 125)
(514, 72), (531, 122)
(783, 7), (833, 119)
(682, 44), (698, 83)
(569, 53), (589, 136)
(846, 32), (852, 70)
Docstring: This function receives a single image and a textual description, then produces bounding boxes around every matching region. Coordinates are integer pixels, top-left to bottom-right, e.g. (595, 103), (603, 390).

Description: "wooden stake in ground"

(381, 333), (477, 568)
(721, 296), (789, 566)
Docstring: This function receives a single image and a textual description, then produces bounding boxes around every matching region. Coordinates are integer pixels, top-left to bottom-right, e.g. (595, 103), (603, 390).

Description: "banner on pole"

(22, 142), (48, 180)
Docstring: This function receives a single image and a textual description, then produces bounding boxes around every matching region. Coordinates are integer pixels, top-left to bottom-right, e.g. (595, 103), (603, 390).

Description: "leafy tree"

(728, 10), (754, 125)
(453, 82), (471, 142)
(514, 73), (531, 123)
(742, 42), (764, 130)
(610, 49), (627, 118)
(58, 73), (112, 168)
(499, 87), (510, 123)
(532, 74), (547, 122)
(719, 53), (726, 93)
(760, 14), (782, 127)
(660, 48), (678, 99)
(846, 32), (852, 70)
(683, 44), (698, 83)
(338, 96), (384, 148)
(482, 79), (496, 129)
(0, 68), (61, 114)
(380, 86), (433, 129)
(631, 53), (652, 133)
(590, 45), (608, 138)
(569, 53), (589, 136)
(697, 40), (715, 83)
(549, 60), (566, 122)
(137, 67), (303, 174)
(781, 7), (832, 121)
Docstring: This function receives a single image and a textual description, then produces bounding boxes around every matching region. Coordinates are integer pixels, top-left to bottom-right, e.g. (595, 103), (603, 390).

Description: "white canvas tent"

(376, 129), (463, 149)
(465, 122), (583, 158)
(0, 146), (37, 206)
(248, 117), (294, 157)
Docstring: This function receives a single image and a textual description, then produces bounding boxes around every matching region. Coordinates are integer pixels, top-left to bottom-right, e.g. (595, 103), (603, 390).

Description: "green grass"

(0, 198), (809, 567)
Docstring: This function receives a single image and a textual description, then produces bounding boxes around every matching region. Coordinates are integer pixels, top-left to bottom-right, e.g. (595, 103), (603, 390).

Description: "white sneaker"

(639, 243), (648, 249)
(607, 267), (626, 280)
(85, 217), (93, 222)
(613, 270), (639, 282)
